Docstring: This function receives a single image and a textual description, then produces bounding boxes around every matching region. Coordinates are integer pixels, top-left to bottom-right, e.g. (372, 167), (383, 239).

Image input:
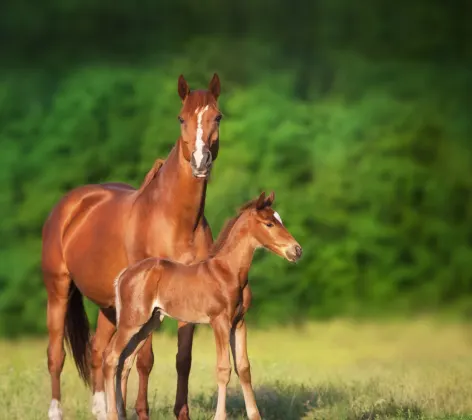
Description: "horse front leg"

(173, 322), (196, 419)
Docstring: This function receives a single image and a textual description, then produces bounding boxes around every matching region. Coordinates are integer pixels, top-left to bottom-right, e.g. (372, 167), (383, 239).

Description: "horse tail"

(64, 282), (91, 387)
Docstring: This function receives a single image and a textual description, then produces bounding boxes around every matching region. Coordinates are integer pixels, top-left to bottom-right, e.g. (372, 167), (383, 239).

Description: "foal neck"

(211, 214), (257, 287)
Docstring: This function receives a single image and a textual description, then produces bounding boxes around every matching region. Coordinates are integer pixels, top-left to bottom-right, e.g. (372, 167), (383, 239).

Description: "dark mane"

(209, 198), (259, 257)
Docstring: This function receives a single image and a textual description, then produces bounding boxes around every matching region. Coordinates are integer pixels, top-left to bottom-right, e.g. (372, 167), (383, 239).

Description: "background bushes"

(0, 0), (470, 336)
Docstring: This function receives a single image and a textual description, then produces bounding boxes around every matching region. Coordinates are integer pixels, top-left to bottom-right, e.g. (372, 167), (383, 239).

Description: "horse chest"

(131, 224), (199, 264)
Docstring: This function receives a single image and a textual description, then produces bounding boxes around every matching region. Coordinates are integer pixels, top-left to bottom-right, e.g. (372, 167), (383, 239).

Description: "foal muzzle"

(286, 244), (303, 262)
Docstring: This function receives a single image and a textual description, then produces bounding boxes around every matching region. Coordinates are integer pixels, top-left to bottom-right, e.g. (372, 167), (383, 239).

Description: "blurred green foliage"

(0, 0), (471, 336)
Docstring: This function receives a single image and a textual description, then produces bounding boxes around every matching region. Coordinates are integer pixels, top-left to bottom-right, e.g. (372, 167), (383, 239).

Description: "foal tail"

(65, 282), (91, 386)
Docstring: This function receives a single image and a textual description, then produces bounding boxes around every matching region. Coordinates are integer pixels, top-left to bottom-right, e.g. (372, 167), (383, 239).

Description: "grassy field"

(1, 319), (472, 420)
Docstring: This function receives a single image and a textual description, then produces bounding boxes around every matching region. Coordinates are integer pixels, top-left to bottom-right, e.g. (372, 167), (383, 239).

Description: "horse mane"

(137, 158), (165, 193)
(209, 198), (260, 257)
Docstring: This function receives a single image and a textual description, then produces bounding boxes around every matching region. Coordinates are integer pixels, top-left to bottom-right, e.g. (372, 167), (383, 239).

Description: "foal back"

(116, 258), (230, 327)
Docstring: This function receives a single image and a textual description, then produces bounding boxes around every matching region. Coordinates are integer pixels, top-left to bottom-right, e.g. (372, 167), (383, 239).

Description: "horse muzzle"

(191, 147), (213, 179)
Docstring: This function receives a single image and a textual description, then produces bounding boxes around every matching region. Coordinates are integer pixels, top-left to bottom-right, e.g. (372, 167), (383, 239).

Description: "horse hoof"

(92, 391), (107, 420)
(136, 410), (150, 420)
(176, 404), (191, 420)
(48, 399), (63, 420)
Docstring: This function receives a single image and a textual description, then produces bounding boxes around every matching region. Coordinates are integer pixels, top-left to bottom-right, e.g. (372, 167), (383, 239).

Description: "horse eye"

(265, 223), (274, 228)
(178, 116), (184, 124)
(215, 114), (222, 123)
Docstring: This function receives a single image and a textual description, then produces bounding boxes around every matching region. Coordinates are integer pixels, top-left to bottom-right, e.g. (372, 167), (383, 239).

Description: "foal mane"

(209, 198), (260, 257)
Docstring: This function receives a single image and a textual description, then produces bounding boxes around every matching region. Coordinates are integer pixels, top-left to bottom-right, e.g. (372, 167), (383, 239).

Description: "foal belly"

(155, 298), (210, 324)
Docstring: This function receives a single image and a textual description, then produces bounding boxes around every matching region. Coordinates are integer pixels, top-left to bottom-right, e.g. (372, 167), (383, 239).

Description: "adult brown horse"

(42, 73), (222, 420)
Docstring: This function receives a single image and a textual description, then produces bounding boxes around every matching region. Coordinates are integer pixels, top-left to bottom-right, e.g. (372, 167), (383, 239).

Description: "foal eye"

(265, 223), (274, 228)
(178, 116), (184, 124)
(215, 114), (222, 123)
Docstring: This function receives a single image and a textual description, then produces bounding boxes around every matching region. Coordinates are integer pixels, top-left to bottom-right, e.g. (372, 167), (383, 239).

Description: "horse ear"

(208, 73), (220, 100)
(178, 75), (190, 101)
(265, 191), (275, 207)
(256, 192), (266, 210)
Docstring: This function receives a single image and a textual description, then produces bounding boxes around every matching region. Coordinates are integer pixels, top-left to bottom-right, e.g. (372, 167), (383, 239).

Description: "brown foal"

(42, 73), (222, 420)
(104, 191), (303, 420)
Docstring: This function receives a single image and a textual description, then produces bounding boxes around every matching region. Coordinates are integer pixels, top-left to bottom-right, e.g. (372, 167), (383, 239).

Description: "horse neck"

(211, 216), (257, 287)
(138, 138), (207, 230)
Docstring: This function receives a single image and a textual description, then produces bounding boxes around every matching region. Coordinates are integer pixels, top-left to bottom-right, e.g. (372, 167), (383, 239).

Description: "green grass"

(1, 319), (472, 419)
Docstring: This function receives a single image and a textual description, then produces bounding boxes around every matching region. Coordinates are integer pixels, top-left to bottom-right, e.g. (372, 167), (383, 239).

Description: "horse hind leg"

(45, 271), (72, 420)
(91, 310), (116, 420)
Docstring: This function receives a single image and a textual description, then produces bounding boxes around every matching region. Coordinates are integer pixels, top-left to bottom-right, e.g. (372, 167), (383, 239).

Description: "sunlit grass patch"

(1, 319), (472, 419)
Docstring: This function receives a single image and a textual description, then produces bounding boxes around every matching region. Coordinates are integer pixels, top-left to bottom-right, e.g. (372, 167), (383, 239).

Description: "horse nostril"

(295, 245), (302, 258)
(204, 151), (212, 168)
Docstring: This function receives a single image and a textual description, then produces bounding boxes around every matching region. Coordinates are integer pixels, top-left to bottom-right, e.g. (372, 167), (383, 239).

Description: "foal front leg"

(211, 316), (231, 420)
(230, 320), (261, 420)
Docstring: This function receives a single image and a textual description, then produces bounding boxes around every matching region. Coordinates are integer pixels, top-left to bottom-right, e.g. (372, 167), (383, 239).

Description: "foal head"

(177, 73), (222, 179)
(247, 192), (303, 262)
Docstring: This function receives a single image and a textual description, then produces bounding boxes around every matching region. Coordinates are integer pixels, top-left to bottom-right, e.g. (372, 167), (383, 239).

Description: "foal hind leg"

(45, 272), (71, 420)
(104, 326), (142, 420)
(91, 310), (116, 420)
(126, 311), (161, 419)
(119, 335), (149, 414)
(134, 335), (154, 420)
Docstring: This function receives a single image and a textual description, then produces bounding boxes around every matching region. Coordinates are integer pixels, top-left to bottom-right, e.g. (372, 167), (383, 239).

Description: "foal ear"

(265, 191), (275, 207)
(178, 75), (190, 102)
(256, 192), (266, 210)
(208, 73), (221, 100)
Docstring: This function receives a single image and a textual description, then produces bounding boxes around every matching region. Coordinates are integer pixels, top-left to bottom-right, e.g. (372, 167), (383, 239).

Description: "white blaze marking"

(48, 399), (63, 420)
(273, 211), (283, 225)
(91, 391), (107, 420)
(194, 105), (209, 167)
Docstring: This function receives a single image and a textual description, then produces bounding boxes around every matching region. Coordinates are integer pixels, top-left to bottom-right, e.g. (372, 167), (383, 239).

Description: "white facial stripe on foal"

(194, 105), (209, 167)
(273, 211), (283, 225)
